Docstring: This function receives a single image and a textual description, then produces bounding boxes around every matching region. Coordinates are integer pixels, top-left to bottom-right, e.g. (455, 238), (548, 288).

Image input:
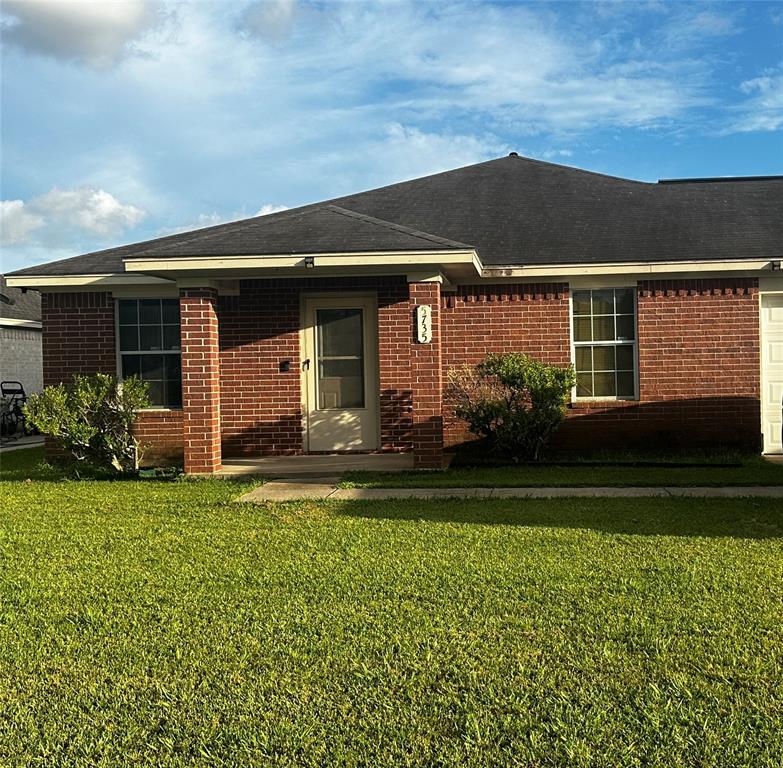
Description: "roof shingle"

(10, 155), (782, 277)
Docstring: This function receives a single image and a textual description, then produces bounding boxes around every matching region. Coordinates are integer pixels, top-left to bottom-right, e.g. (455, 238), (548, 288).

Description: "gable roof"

(9, 154), (783, 277)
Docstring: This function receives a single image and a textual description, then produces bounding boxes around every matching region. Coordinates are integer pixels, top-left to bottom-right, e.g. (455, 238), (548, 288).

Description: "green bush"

(447, 353), (576, 461)
(23, 373), (150, 475)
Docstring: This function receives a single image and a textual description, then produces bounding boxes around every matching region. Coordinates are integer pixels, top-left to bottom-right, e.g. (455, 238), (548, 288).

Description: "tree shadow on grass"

(331, 497), (783, 539)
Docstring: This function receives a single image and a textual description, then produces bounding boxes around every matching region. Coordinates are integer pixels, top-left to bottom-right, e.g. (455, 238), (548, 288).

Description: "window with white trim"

(572, 288), (637, 399)
(117, 299), (182, 408)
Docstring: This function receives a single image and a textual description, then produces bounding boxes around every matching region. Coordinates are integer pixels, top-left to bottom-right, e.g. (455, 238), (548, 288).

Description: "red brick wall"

(441, 283), (571, 446)
(134, 410), (184, 466)
(218, 277), (412, 456)
(409, 282), (444, 468)
(180, 289), (221, 473)
(441, 279), (761, 452)
(41, 292), (116, 386)
(560, 278), (761, 451)
(38, 276), (762, 467)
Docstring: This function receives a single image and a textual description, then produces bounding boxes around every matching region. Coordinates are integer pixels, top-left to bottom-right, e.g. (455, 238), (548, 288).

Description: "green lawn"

(2, 448), (783, 766)
(342, 453), (783, 488)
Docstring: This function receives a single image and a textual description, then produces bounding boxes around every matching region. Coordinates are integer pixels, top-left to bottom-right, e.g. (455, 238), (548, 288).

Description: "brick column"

(409, 281), (444, 469)
(180, 288), (222, 474)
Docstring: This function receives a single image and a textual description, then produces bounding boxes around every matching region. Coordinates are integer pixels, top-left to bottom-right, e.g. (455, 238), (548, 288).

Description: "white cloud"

(35, 187), (146, 235)
(0, 200), (44, 245)
(241, 0), (297, 43)
(1, 0), (161, 68)
(726, 66), (783, 133)
(369, 123), (507, 180)
(0, 187), (145, 247)
(161, 204), (289, 235)
(256, 204), (289, 216)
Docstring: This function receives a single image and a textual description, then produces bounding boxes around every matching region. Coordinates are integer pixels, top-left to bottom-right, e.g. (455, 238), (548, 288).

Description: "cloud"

(726, 66), (783, 133)
(1, 0), (161, 68)
(241, 0), (297, 43)
(161, 204), (289, 235)
(1, 0), (777, 272)
(256, 204), (289, 216)
(0, 187), (145, 247)
(0, 200), (45, 245)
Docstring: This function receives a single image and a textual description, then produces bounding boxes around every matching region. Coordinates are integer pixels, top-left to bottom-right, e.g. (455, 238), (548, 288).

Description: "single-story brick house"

(6, 154), (783, 471)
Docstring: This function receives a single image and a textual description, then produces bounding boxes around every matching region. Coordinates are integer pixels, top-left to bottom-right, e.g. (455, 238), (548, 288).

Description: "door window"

(316, 308), (365, 409)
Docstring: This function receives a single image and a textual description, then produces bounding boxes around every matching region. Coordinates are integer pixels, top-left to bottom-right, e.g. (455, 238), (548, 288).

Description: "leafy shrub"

(447, 353), (576, 461)
(23, 374), (150, 475)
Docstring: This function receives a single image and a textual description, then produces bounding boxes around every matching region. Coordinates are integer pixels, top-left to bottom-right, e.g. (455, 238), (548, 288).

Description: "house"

(0, 276), (43, 396)
(6, 154), (783, 471)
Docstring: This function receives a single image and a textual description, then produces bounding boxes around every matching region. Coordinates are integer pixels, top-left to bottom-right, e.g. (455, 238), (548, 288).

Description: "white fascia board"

(481, 259), (776, 279)
(122, 249), (481, 273)
(0, 318), (42, 329)
(4, 274), (176, 289)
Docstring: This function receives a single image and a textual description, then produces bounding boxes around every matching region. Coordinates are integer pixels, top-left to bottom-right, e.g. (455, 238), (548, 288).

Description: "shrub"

(447, 353), (576, 461)
(23, 374), (150, 475)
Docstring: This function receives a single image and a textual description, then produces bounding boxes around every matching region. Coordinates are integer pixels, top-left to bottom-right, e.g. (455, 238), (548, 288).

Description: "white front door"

(761, 294), (783, 454)
(302, 295), (379, 452)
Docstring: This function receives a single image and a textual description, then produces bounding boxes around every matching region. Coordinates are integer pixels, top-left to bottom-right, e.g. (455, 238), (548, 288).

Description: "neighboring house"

(6, 154), (783, 472)
(0, 276), (42, 395)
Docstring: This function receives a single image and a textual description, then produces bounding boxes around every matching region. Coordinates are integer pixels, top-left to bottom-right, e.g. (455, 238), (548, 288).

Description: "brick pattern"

(219, 277), (412, 456)
(442, 283), (571, 446)
(442, 279), (760, 452)
(40, 292), (116, 386)
(133, 410), (184, 466)
(39, 292), (116, 461)
(558, 279), (760, 451)
(37, 276), (762, 468)
(0, 327), (43, 393)
(180, 289), (222, 473)
(409, 282), (444, 468)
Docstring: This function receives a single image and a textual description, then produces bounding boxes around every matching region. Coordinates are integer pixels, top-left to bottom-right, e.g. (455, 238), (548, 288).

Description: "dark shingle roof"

(10, 155), (783, 276)
(126, 205), (472, 259)
(0, 276), (41, 322)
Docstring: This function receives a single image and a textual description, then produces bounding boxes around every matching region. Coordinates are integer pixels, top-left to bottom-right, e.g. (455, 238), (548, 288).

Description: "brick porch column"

(409, 281), (444, 469)
(180, 288), (222, 474)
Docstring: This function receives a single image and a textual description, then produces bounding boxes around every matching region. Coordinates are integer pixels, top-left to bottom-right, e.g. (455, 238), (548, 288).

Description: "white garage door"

(761, 294), (783, 454)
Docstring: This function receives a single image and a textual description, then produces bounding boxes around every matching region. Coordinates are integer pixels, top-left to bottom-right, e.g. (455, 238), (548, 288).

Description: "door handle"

(302, 358), (311, 371)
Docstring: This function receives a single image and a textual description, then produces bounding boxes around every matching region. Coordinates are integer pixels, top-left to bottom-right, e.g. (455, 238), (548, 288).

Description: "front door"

(302, 295), (379, 452)
(761, 294), (783, 454)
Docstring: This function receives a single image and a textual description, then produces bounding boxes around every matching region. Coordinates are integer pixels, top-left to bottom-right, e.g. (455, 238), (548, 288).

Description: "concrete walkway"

(240, 483), (783, 502)
(0, 435), (44, 453)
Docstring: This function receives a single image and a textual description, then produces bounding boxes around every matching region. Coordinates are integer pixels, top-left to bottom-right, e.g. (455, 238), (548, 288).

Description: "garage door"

(761, 294), (783, 454)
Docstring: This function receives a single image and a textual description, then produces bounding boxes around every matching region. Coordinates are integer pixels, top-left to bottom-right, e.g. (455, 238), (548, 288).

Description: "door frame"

(760, 289), (783, 454)
(299, 292), (380, 453)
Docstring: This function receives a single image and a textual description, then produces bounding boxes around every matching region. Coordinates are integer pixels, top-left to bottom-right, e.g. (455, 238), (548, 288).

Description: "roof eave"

(482, 258), (783, 278)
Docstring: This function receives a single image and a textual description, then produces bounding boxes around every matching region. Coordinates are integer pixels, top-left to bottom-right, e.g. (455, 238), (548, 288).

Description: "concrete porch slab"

(219, 452), (414, 478)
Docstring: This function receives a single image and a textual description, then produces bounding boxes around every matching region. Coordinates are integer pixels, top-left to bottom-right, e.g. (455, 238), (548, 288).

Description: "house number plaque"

(415, 304), (432, 343)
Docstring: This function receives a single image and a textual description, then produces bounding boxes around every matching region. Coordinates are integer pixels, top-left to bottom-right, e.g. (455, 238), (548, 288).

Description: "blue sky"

(1, 0), (781, 273)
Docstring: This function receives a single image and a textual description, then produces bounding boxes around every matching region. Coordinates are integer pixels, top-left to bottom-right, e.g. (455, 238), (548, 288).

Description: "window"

(316, 307), (365, 409)
(117, 299), (182, 408)
(572, 288), (637, 399)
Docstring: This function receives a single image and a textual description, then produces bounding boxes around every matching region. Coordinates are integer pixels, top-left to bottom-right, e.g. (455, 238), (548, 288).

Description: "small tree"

(24, 373), (150, 475)
(447, 353), (576, 461)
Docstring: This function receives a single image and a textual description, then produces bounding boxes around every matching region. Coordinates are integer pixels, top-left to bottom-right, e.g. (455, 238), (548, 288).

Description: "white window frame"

(114, 297), (182, 411)
(569, 286), (639, 402)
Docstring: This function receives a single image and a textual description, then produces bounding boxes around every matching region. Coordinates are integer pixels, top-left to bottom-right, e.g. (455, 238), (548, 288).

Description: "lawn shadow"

(331, 497), (783, 539)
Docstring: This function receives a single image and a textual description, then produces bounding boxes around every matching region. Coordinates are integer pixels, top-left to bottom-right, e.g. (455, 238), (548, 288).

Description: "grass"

(341, 452), (783, 488)
(2, 448), (783, 766)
